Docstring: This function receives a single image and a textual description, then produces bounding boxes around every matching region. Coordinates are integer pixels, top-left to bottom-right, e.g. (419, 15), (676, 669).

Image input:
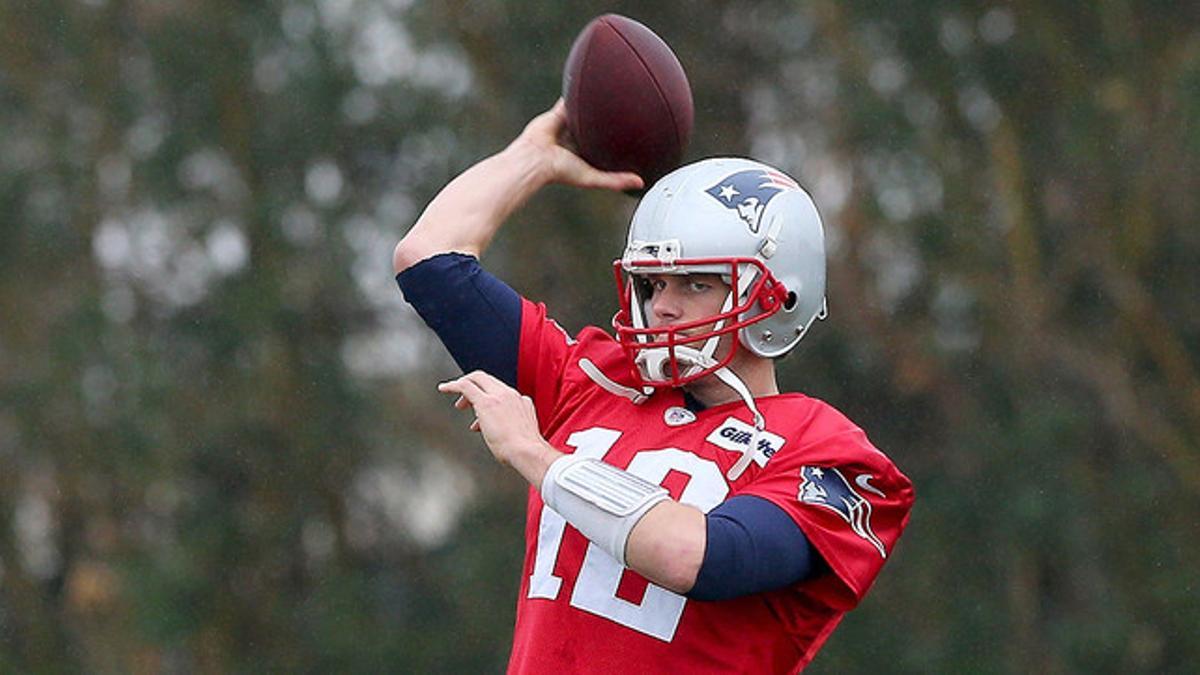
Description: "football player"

(393, 100), (914, 673)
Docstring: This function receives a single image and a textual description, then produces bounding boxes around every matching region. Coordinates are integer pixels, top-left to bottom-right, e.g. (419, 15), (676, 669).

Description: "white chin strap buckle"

(541, 455), (669, 567)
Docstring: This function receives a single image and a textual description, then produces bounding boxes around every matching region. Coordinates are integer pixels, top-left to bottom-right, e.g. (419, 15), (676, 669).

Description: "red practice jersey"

(507, 298), (914, 674)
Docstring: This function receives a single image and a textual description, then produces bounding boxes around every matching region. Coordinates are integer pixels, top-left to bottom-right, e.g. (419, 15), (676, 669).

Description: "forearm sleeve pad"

(540, 455), (669, 567)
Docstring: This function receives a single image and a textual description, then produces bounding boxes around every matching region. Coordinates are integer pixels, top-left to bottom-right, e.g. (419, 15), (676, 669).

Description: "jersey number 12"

(527, 427), (729, 641)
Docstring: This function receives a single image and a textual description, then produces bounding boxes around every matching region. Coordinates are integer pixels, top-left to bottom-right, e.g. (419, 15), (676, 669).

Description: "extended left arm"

(438, 371), (818, 599)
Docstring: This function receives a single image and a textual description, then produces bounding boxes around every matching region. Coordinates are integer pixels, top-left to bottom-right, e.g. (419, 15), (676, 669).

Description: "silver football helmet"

(612, 157), (827, 387)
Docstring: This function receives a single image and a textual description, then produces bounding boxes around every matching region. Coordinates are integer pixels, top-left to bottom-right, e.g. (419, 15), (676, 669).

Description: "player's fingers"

(555, 151), (643, 192)
(525, 100), (567, 140)
(437, 375), (487, 402)
(603, 171), (645, 192)
(580, 166), (644, 192)
(469, 418), (480, 432)
(549, 100), (575, 146)
(459, 369), (503, 393)
(521, 395), (538, 417)
(440, 370), (495, 389)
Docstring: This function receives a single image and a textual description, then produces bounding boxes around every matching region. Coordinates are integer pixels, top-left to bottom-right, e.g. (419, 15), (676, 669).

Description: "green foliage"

(0, 0), (1197, 672)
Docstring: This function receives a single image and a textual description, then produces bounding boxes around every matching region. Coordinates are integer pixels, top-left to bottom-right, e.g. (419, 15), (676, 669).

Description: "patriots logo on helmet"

(798, 466), (887, 558)
(705, 169), (800, 234)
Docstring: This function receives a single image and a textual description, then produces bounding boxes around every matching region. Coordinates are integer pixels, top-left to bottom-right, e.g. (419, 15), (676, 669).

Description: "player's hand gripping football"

(438, 371), (562, 488)
(510, 99), (644, 193)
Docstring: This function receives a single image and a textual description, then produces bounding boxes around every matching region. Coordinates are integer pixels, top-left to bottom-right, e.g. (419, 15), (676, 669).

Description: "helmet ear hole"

(783, 290), (798, 311)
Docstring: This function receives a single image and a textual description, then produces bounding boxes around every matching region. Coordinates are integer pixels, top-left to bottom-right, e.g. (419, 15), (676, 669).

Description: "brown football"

(562, 14), (694, 187)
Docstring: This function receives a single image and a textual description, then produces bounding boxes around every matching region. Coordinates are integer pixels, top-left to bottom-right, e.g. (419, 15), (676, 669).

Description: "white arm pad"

(540, 454), (670, 567)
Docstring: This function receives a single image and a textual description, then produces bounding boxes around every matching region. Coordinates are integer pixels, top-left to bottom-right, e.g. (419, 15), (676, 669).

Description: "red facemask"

(611, 257), (790, 387)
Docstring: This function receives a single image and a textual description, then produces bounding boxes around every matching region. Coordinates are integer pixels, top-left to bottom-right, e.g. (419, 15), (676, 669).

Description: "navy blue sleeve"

(686, 494), (823, 601)
(396, 252), (521, 387)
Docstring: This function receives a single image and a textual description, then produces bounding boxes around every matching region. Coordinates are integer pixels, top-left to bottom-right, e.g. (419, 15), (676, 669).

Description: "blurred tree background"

(1, 0), (1197, 672)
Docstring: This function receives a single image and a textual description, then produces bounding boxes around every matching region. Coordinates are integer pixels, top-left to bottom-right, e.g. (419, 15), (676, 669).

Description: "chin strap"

(582, 356), (765, 481)
(711, 367), (766, 481)
(579, 358), (653, 404)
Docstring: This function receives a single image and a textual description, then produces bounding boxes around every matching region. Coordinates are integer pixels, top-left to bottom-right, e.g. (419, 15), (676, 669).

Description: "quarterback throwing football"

(393, 100), (914, 673)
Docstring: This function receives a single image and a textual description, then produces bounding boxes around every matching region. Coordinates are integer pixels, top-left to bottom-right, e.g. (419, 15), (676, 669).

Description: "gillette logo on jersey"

(705, 169), (801, 234)
(705, 417), (785, 468)
(798, 466), (888, 558)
